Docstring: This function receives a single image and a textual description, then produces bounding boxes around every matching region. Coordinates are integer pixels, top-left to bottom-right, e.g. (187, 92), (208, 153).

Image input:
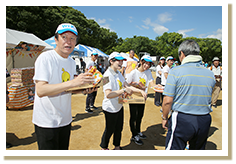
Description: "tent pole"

(12, 49), (15, 68)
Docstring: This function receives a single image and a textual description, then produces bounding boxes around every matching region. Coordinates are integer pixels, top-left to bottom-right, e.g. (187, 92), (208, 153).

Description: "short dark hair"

(129, 49), (135, 53)
(178, 40), (200, 56)
(54, 32), (80, 44)
(108, 58), (117, 66)
(138, 59), (152, 68)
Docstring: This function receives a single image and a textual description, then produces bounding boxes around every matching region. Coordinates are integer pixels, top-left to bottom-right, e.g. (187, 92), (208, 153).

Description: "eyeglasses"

(60, 33), (77, 43)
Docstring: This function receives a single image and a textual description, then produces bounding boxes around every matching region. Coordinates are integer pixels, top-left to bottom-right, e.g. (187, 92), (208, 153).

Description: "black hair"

(138, 59), (152, 68)
(108, 58), (117, 66)
(129, 49), (135, 53)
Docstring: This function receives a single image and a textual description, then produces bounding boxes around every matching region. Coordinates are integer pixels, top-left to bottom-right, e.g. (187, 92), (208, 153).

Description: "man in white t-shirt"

(85, 52), (99, 113)
(121, 50), (138, 77)
(209, 57), (222, 108)
(161, 56), (174, 86)
(32, 23), (95, 150)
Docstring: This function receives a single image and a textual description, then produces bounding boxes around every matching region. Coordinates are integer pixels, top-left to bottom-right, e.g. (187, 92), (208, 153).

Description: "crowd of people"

(6, 23), (222, 150)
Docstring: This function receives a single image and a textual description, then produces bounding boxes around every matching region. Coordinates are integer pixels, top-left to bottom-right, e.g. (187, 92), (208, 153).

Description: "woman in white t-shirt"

(126, 55), (157, 146)
(161, 56), (174, 86)
(100, 52), (147, 150)
(154, 56), (165, 106)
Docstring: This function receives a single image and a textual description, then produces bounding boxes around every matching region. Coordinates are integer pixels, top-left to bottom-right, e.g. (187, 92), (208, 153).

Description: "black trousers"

(154, 77), (163, 106)
(129, 104), (145, 137)
(100, 107), (124, 149)
(34, 123), (71, 150)
(86, 91), (97, 108)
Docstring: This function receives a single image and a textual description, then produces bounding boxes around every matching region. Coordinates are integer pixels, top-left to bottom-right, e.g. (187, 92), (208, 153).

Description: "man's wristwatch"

(161, 114), (168, 120)
(123, 88), (126, 93)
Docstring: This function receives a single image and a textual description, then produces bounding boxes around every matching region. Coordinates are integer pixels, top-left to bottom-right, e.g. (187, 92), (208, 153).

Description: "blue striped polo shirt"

(163, 61), (216, 115)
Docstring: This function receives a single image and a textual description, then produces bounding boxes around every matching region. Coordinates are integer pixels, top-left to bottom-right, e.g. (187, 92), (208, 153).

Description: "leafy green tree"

(181, 37), (222, 64)
(6, 6), (64, 40)
(199, 38), (222, 64)
(113, 36), (158, 58)
(155, 32), (183, 60)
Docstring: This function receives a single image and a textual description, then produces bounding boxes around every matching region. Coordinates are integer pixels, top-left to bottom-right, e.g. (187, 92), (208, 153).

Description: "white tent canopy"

(6, 28), (53, 51)
(6, 29), (54, 76)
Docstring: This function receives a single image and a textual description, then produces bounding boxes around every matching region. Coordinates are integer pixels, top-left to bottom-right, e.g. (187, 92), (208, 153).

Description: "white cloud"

(158, 12), (172, 24)
(153, 25), (169, 35)
(177, 28), (195, 38)
(100, 24), (115, 32)
(88, 17), (96, 20)
(143, 18), (151, 26)
(88, 17), (115, 32)
(97, 18), (106, 24)
(136, 25), (143, 30)
(142, 18), (169, 35)
(141, 25), (149, 30)
(129, 16), (133, 23)
(206, 29), (222, 41)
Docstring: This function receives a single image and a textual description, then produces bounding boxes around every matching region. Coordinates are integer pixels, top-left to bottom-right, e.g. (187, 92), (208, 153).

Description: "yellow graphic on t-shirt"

(117, 79), (123, 90)
(126, 61), (137, 74)
(132, 63), (136, 69)
(62, 68), (70, 82)
(139, 77), (146, 86)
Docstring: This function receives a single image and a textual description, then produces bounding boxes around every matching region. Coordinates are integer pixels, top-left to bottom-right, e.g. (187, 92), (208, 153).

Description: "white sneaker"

(131, 135), (143, 145)
(138, 132), (147, 139)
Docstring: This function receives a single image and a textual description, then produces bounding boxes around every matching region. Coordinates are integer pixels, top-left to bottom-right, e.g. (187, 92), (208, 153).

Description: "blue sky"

(72, 6), (222, 41)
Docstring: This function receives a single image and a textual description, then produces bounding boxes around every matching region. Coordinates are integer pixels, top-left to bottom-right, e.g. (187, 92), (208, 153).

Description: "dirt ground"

(6, 72), (222, 150)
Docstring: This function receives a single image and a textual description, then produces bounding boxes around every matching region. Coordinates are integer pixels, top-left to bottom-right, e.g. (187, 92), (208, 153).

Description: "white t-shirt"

(126, 69), (154, 93)
(156, 65), (163, 78)
(209, 66), (222, 76)
(102, 67), (126, 113)
(122, 57), (138, 78)
(86, 60), (96, 70)
(161, 65), (171, 86)
(32, 50), (76, 128)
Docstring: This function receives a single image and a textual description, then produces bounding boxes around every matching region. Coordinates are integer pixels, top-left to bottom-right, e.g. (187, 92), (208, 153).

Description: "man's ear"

(179, 51), (186, 62)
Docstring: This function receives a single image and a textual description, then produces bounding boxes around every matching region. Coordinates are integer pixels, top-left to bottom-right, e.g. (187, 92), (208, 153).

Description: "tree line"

(6, 6), (222, 64)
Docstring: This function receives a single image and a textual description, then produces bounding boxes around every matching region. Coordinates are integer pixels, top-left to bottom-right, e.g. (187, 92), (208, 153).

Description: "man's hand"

(162, 96), (173, 130)
(162, 119), (168, 130)
(72, 72), (95, 87)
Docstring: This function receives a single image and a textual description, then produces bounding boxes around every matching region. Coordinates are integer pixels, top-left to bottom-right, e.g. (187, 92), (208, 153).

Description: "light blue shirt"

(163, 62), (216, 115)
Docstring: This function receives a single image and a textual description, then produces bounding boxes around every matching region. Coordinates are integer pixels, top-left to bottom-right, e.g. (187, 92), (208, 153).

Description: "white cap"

(166, 56), (174, 62)
(212, 57), (220, 62)
(55, 23), (78, 35)
(160, 56), (165, 60)
(141, 55), (153, 64)
(108, 52), (127, 61)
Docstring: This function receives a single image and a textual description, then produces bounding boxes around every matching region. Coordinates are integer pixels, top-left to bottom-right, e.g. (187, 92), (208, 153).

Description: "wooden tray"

(118, 93), (145, 104)
(66, 76), (109, 92)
